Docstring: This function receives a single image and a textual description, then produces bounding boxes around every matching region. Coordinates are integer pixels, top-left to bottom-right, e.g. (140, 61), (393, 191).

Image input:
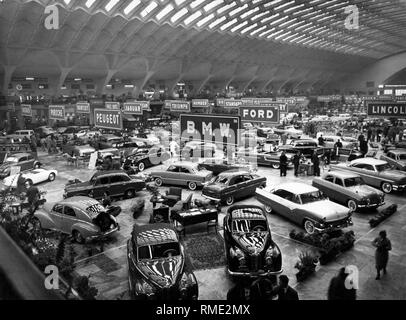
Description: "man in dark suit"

(273, 275), (299, 300)
(279, 151), (288, 177)
(292, 151), (301, 177)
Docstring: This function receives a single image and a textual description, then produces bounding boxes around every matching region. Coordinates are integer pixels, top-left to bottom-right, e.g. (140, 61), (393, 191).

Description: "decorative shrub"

(369, 204), (397, 228)
(294, 251), (318, 282)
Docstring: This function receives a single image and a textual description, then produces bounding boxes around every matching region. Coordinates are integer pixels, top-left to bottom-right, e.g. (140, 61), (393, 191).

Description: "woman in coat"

(372, 230), (392, 280)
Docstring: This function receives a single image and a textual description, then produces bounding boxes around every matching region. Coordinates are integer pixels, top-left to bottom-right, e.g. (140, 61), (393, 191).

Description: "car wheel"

(138, 161), (145, 172)
(272, 163), (280, 169)
(34, 163), (41, 169)
(304, 220), (316, 235)
(48, 173), (56, 181)
(125, 189), (135, 199)
(73, 230), (85, 244)
(188, 182), (197, 191)
(225, 196), (234, 206)
(155, 177), (163, 187)
(381, 182), (393, 194)
(347, 199), (358, 212)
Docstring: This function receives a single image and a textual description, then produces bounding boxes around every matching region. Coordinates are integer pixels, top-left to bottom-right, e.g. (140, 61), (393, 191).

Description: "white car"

(128, 133), (160, 146)
(3, 168), (57, 188)
(274, 126), (303, 139)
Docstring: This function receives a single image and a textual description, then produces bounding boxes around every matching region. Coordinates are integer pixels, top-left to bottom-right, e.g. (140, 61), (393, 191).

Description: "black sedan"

(127, 223), (198, 300)
(202, 170), (266, 205)
(224, 205), (283, 277)
(123, 146), (171, 172)
(198, 158), (254, 175)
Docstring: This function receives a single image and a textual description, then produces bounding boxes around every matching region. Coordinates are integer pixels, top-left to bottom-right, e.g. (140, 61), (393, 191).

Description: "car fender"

(34, 210), (57, 230)
(295, 210), (321, 226)
(70, 222), (100, 238)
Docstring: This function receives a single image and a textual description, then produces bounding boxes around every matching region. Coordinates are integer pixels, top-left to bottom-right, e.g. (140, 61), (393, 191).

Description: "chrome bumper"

(358, 201), (385, 208)
(202, 194), (221, 201)
(87, 225), (119, 241)
(228, 268), (283, 277)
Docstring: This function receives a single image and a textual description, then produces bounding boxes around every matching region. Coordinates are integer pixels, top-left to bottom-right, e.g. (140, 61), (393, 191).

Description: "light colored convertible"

(3, 168), (57, 187)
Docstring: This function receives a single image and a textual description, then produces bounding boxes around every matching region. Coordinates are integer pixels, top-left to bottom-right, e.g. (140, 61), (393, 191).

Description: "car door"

(318, 174), (336, 199)
(60, 205), (79, 234)
(47, 203), (64, 230)
(273, 190), (298, 220)
(163, 165), (179, 185)
(179, 166), (196, 186)
(17, 156), (29, 171)
(225, 175), (245, 199)
(243, 174), (260, 196)
(109, 174), (127, 196)
(338, 149), (350, 162)
(353, 163), (377, 186)
(93, 176), (110, 198)
(384, 152), (396, 168)
(333, 177), (347, 204)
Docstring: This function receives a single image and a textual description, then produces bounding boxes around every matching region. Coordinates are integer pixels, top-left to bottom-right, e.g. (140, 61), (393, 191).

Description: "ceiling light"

(124, 0), (141, 15)
(105, 0), (120, 12)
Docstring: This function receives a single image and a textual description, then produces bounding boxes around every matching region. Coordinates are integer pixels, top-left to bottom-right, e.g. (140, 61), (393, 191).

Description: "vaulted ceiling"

(1, 0), (406, 93)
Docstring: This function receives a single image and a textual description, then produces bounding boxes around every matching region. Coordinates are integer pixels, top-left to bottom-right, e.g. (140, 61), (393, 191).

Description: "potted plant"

(295, 251), (319, 282)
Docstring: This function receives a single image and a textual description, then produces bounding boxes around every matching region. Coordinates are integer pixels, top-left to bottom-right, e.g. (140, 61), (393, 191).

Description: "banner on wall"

(239, 106), (280, 124)
(49, 105), (65, 120)
(165, 100), (191, 112)
(367, 102), (406, 118)
(123, 102), (144, 115)
(192, 99), (210, 108)
(76, 102), (90, 114)
(21, 104), (32, 117)
(94, 108), (123, 130)
(216, 98), (242, 108)
(105, 102), (120, 110)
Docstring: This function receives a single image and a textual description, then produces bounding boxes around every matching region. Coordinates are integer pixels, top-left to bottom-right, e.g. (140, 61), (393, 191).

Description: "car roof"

(351, 158), (387, 166)
(58, 196), (100, 209)
(276, 182), (318, 194)
(8, 152), (31, 158)
(91, 170), (127, 178)
(219, 170), (250, 177)
(172, 161), (197, 168)
(323, 171), (360, 179)
(132, 223), (178, 246)
(388, 149), (406, 155)
(229, 206), (267, 221)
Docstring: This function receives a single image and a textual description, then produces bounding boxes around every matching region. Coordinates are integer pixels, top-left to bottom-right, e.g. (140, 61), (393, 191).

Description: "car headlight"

(265, 246), (280, 265)
(179, 273), (196, 292)
(135, 279), (155, 296)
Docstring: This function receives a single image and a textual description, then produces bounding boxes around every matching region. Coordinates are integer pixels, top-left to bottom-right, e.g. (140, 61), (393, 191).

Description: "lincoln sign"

(180, 114), (240, 146)
(240, 106), (280, 124)
(94, 109), (122, 130)
(367, 102), (406, 118)
(49, 105), (65, 120)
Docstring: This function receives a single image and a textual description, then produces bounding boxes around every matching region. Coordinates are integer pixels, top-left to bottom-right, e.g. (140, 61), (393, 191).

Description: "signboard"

(317, 95), (342, 102)
(105, 102), (120, 110)
(216, 98), (242, 108)
(88, 152), (98, 170)
(7, 102), (15, 112)
(167, 101), (191, 112)
(240, 106), (280, 124)
(192, 99), (210, 108)
(94, 108), (123, 130)
(122, 102), (144, 115)
(49, 105), (65, 120)
(76, 102), (90, 114)
(241, 98), (275, 106)
(180, 114), (240, 146)
(21, 104), (32, 117)
(367, 102), (406, 118)
(10, 166), (21, 176)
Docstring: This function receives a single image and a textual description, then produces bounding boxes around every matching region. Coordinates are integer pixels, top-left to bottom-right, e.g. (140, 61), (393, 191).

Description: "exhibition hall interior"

(1, 0), (406, 301)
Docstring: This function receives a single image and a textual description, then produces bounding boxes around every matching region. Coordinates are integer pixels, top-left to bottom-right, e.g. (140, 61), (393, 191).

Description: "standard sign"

(180, 114), (240, 146)
(105, 102), (120, 110)
(367, 102), (406, 118)
(240, 106), (280, 124)
(123, 102), (144, 115)
(192, 99), (210, 108)
(216, 98), (242, 108)
(21, 104), (32, 117)
(76, 102), (90, 114)
(94, 108), (122, 130)
(49, 105), (65, 120)
(169, 101), (191, 112)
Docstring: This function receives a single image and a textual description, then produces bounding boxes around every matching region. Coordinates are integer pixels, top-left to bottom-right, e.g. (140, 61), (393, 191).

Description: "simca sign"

(123, 102), (144, 115)
(94, 108), (123, 130)
(76, 102), (90, 114)
(180, 114), (240, 146)
(240, 106), (280, 124)
(21, 104), (32, 117)
(192, 99), (210, 108)
(241, 98), (275, 106)
(168, 101), (191, 112)
(49, 105), (65, 120)
(105, 102), (120, 110)
(216, 98), (242, 108)
(367, 102), (406, 118)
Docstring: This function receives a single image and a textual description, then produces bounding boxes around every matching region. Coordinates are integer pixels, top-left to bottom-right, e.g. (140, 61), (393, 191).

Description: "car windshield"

(376, 163), (392, 172)
(137, 242), (180, 260)
(232, 219), (268, 233)
(344, 177), (365, 187)
(300, 191), (327, 204)
(5, 157), (18, 163)
(214, 176), (229, 185)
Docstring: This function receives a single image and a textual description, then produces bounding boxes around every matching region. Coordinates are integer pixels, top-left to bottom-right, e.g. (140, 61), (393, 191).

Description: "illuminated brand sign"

(367, 102), (406, 118)
(49, 105), (65, 120)
(21, 104), (32, 117)
(94, 109), (122, 130)
(240, 106), (280, 124)
(76, 102), (90, 114)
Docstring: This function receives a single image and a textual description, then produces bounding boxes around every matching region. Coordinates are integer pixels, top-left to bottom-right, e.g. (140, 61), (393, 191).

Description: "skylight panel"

(250, 25), (267, 36)
(191, 0), (207, 9)
(196, 13), (215, 26)
(264, 0), (282, 7)
(251, 11), (269, 21)
(184, 11), (202, 25)
(141, 2), (158, 17)
(270, 16), (288, 26)
(279, 18), (296, 28)
(267, 29), (285, 39)
(209, 16), (226, 28)
(241, 7), (259, 19)
(284, 3), (304, 13)
(217, 2), (236, 14)
(204, 0), (223, 12)
(241, 23), (257, 34)
(85, 0), (96, 8)
(229, 4), (248, 17)
(220, 18), (238, 30)
(259, 28), (275, 37)
(124, 0), (141, 15)
(105, 0), (120, 12)
(274, 1), (294, 11)
(156, 4), (174, 20)
(171, 7), (189, 23)
(231, 21), (248, 32)
(275, 31), (291, 40)
(261, 13), (279, 23)
(64, 0), (71, 4)
(175, 0), (187, 6)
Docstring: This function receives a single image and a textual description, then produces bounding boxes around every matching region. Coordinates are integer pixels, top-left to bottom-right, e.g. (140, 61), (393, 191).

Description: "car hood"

(301, 200), (349, 222)
(137, 256), (183, 289)
(195, 170), (213, 178)
(232, 232), (269, 255)
(346, 185), (383, 197)
(65, 181), (92, 191)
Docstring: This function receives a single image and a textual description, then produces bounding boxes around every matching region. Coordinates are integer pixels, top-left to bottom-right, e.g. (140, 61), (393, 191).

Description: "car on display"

(97, 135), (124, 149)
(127, 223), (198, 300)
(3, 168), (58, 188)
(240, 131), (266, 147)
(61, 126), (81, 139)
(278, 141), (318, 158)
(255, 182), (353, 234)
(380, 149), (406, 171)
(181, 141), (217, 160)
(202, 171), (267, 205)
(235, 148), (294, 169)
(62, 143), (96, 158)
(14, 130), (35, 139)
(330, 158), (406, 193)
(111, 141), (148, 157)
(77, 130), (102, 143)
(273, 125), (303, 139)
(124, 146), (171, 172)
(129, 132), (160, 146)
(198, 158), (254, 175)
(150, 162), (213, 191)
(34, 196), (119, 243)
(64, 170), (145, 199)
(35, 126), (56, 138)
(0, 135), (24, 144)
(321, 136), (358, 149)
(312, 171), (385, 212)
(223, 205), (282, 276)
(0, 153), (41, 179)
